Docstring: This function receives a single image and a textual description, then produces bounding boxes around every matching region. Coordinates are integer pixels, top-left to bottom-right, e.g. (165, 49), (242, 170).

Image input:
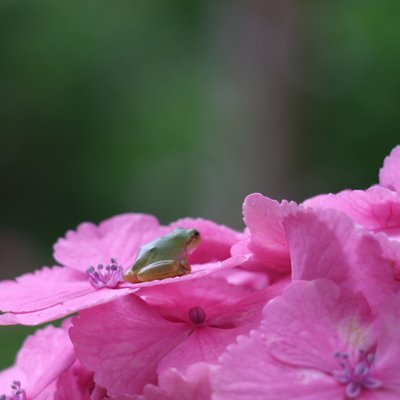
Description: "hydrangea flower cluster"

(1, 146), (400, 399)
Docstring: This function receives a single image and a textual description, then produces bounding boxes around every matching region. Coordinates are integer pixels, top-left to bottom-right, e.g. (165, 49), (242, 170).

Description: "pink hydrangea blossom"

(0, 214), (246, 326)
(214, 279), (400, 399)
(69, 276), (280, 397)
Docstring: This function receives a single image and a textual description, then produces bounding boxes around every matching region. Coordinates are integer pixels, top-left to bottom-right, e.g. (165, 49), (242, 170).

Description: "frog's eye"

(191, 230), (200, 239)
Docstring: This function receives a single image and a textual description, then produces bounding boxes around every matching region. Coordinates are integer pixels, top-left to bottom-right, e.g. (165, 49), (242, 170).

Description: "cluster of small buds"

(333, 349), (381, 398)
(0, 381), (26, 400)
(86, 258), (124, 289)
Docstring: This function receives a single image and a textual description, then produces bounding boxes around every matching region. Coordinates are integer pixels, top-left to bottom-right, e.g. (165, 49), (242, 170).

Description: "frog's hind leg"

(136, 260), (188, 282)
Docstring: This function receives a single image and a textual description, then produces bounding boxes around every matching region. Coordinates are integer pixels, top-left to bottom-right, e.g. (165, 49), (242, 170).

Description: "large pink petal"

(262, 280), (374, 373)
(0, 256), (245, 326)
(213, 330), (341, 400)
(0, 266), (91, 313)
(54, 213), (162, 272)
(69, 294), (191, 397)
(0, 266), (137, 326)
(303, 187), (400, 234)
(379, 145), (400, 194)
(169, 218), (243, 264)
(243, 193), (297, 272)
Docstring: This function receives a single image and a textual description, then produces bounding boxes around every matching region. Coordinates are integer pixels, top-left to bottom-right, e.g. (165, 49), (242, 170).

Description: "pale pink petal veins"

(213, 330), (341, 400)
(303, 187), (400, 234)
(54, 213), (162, 272)
(243, 193), (297, 272)
(379, 145), (400, 193)
(157, 326), (246, 375)
(69, 295), (191, 397)
(0, 267), (91, 313)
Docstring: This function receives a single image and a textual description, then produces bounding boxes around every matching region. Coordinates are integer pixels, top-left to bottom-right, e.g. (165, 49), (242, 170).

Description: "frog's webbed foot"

(123, 270), (142, 283)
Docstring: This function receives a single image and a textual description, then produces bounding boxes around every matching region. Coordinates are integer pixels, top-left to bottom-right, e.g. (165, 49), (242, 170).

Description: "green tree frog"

(123, 227), (201, 283)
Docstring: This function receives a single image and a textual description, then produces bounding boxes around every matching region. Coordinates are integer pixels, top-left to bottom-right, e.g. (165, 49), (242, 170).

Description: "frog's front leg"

(125, 260), (189, 283)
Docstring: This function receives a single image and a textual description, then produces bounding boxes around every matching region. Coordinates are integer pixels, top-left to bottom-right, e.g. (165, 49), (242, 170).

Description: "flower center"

(333, 349), (381, 399)
(0, 381), (26, 400)
(188, 306), (206, 325)
(87, 258), (123, 289)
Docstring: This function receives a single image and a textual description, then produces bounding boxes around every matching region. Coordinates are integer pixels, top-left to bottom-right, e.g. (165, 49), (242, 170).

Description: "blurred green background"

(1, 0), (399, 369)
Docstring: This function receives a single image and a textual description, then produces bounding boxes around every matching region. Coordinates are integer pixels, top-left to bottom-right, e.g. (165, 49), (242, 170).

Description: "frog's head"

(185, 228), (201, 252)
(169, 227), (201, 253)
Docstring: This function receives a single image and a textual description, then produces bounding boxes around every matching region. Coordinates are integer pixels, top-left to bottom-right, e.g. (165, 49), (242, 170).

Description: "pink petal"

(354, 233), (400, 310)
(0, 366), (26, 396)
(213, 330), (341, 400)
(283, 207), (400, 309)
(138, 277), (251, 323)
(154, 281), (272, 373)
(214, 268), (270, 290)
(303, 187), (400, 234)
(0, 266), (91, 313)
(169, 218), (243, 264)
(17, 325), (76, 398)
(141, 363), (213, 400)
(157, 326), (246, 374)
(379, 145), (400, 193)
(243, 193), (297, 272)
(54, 213), (162, 272)
(0, 266), (137, 326)
(0, 255), (245, 326)
(0, 326), (75, 399)
(283, 208), (358, 282)
(54, 360), (94, 400)
(262, 279), (374, 373)
(69, 295), (191, 397)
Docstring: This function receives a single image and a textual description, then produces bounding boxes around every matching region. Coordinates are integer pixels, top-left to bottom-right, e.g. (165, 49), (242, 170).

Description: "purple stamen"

(86, 258), (124, 289)
(189, 306), (206, 325)
(333, 349), (381, 399)
(0, 381), (26, 400)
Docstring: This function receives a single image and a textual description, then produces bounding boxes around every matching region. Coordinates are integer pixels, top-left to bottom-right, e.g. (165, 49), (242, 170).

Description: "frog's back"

(131, 233), (187, 271)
